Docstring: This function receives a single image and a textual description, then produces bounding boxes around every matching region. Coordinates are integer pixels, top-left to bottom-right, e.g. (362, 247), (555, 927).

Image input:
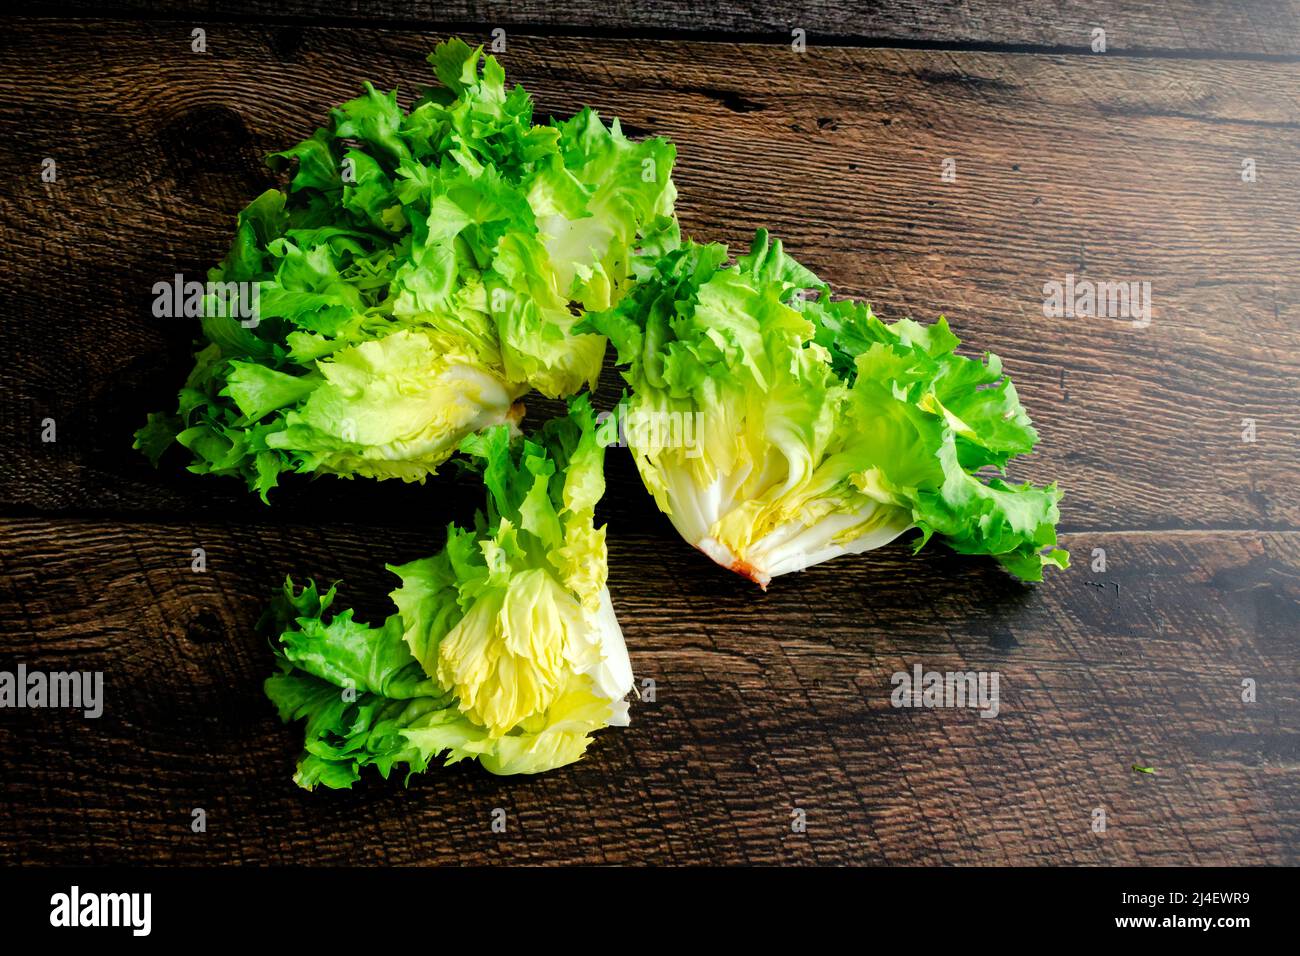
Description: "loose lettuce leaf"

(263, 395), (634, 787)
(138, 38), (677, 500)
(584, 230), (1068, 585)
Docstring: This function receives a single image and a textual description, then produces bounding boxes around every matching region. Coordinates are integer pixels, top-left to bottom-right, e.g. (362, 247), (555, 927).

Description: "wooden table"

(1, 3), (1296, 865)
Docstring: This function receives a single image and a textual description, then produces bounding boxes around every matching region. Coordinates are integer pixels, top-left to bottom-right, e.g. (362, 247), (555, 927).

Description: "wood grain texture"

(1, 22), (1297, 534)
(27, 0), (1300, 56)
(0, 516), (1296, 865)
(0, 17), (1297, 866)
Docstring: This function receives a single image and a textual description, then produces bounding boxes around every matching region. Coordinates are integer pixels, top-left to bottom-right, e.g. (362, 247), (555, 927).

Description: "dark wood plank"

(0, 516), (1295, 864)
(1, 19), (1296, 867)
(27, 0), (1300, 56)
(1, 22), (1297, 533)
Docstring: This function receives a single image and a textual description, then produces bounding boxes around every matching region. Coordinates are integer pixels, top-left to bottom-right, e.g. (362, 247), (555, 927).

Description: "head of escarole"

(137, 37), (678, 500)
(583, 230), (1068, 586)
(263, 395), (635, 787)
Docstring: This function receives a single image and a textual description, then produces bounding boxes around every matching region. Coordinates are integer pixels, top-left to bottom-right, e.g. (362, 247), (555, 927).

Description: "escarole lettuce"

(584, 230), (1068, 586)
(263, 395), (634, 786)
(136, 38), (677, 500)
